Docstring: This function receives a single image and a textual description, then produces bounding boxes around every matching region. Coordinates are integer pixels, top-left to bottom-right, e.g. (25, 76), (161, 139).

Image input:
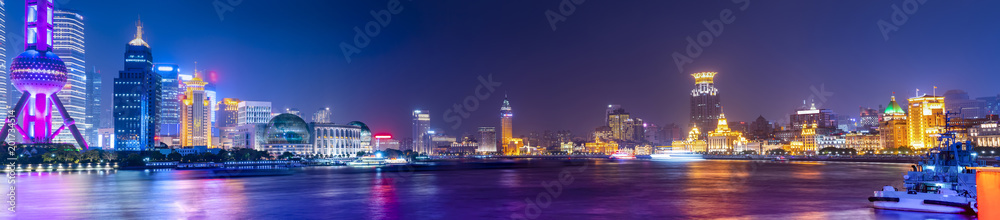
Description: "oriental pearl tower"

(0, 0), (88, 149)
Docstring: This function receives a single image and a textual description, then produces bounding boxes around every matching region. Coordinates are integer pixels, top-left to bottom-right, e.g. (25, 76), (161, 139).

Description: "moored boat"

(609, 151), (635, 159)
(869, 129), (980, 214)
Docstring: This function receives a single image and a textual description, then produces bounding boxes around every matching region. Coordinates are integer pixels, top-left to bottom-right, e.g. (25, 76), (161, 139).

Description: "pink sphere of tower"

(10, 50), (68, 95)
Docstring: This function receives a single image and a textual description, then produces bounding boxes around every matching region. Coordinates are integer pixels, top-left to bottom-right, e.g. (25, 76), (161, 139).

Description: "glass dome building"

(262, 113), (313, 155)
(348, 121), (373, 153)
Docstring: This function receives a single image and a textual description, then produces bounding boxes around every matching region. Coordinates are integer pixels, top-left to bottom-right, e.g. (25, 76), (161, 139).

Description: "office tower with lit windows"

(500, 96), (514, 155)
(215, 98), (240, 148)
(478, 127), (496, 153)
(153, 63), (180, 145)
(52, 9), (88, 144)
(216, 98), (240, 128)
(180, 73), (211, 147)
(113, 20), (161, 151)
(412, 109), (430, 154)
(907, 94), (946, 149)
(606, 104), (621, 124)
(880, 95), (908, 149)
(313, 107), (331, 123)
(0, 1), (7, 120)
(237, 101), (271, 125)
(85, 67), (101, 144)
(690, 72), (722, 133)
(205, 82), (217, 125)
(859, 107), (880, 132)
(790, 102), (838, 131)
(153, 64), (180, 124)
(607, 108), (630, 140)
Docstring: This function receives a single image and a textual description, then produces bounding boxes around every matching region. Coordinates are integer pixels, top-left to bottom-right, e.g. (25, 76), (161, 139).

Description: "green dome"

(885, 96), (905, 115)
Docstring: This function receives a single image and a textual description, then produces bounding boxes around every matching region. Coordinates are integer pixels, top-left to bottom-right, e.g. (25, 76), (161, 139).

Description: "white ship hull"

(650, 152), (703, 160)
(869, 191), (973, 214)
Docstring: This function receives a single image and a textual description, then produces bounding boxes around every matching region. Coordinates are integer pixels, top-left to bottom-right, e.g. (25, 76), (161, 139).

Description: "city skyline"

(2, 1), (999, 140)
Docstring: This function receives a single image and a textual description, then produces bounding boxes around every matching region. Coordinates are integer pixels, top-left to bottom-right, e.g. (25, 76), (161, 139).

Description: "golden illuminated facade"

(181, 73), (212, 147)
(707, 111), (747, 153)
(672, 124), (707, 152)
(796, 122), (817, 153)
(846, 132), (881, 153)
(585, 136), (619, 155)
(608, 109), (630, 140)
(907, 95), (945, 149)
(880, 95), (908, 148)
(501, 96), (514, 155)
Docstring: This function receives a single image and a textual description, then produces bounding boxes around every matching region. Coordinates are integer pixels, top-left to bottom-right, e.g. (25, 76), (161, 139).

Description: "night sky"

(15, 0), (1000, 139)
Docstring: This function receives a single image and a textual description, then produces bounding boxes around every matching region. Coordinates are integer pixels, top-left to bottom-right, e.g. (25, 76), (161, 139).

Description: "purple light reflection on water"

(0, 161), (980, 219)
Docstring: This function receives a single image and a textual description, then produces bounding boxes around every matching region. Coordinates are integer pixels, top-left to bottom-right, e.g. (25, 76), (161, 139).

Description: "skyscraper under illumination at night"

(501, 96), (514, 155)
(478, 127), (496, 153)
(412, 109), (430, 154)
(0, 1), (8, 120)
(907, 94), (946, 149)
(85, 67), (101, 144)
(690, 72), (721, 134)
(52, 9), (88, 144)
(180, 72), (211, 147)
(113, 19), (161, 151)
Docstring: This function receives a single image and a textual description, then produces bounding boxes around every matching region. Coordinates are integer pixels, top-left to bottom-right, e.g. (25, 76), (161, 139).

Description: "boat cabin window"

(914, 183), (940, 193)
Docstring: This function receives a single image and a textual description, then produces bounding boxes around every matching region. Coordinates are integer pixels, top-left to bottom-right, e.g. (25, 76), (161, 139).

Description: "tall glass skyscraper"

(85, 67), (101, 144)
(412, 110), (430, 154)
(113, 20), (161, 151)
(0, 1), (7, 120)
(154, 64), (180, 124)
(52, 9), (88, 144)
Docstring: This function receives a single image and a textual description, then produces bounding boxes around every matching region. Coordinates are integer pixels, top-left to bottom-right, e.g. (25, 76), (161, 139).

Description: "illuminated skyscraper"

(312, 107), (331, 123)
(0, 1), (7, 120)
(180, 72), (211, 147)
(907, 94), (946, 149)
(690, 72), (721, 133)
(153, 64), (180, 125)
(216, 98), (240, 128)
(478, 126), (496, 153)
(412, 109), (430, 154)
(500, 96), (514, 155)
(607, 108), (630, 140)
(85, 67), (101, 144)
(52, 9), (88, 144)
(216, 98), (239, 148)
(0, 0), (88, 148)
(879, 95), (908, 149)
(113, 19), (161, 151)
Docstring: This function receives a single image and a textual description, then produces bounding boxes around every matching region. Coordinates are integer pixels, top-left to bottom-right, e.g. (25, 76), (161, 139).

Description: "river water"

(0, 159), (979, 219)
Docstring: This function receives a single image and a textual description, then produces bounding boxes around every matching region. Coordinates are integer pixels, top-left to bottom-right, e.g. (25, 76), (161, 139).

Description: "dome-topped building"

(261, 113), (313, 155)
